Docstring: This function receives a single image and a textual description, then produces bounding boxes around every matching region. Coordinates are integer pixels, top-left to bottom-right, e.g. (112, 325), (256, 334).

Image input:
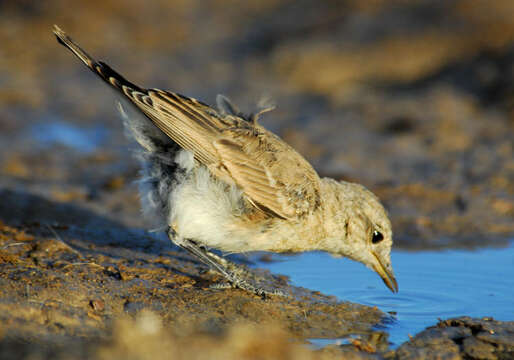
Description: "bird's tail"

(53, 25), (143, 94)
(53, 25), (176, 152)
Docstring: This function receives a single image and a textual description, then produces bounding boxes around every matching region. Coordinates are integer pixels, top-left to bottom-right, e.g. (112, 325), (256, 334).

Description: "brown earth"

(1, 219), (513, 359)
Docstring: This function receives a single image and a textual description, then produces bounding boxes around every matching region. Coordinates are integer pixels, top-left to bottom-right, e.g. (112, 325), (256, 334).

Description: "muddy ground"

(0, 0), (513, 359)
(1, 219), (513, 359)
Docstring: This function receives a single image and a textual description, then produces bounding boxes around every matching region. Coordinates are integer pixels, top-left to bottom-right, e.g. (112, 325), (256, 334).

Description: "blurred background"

(0, 0), (513, 249)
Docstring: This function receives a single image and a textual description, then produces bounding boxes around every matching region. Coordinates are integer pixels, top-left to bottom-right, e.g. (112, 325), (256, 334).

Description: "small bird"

(53, 25), (398, 296)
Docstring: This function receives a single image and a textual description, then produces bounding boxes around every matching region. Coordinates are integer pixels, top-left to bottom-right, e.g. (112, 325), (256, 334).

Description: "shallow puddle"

(29, 121), (108, 153)
(259, 242), (514, 347)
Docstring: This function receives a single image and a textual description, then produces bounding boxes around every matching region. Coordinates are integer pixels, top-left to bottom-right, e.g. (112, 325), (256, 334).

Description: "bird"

(53, 25), (398, 296)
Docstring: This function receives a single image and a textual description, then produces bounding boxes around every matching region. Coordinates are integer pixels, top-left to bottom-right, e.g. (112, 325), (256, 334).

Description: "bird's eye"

(372, 230), (384, 244)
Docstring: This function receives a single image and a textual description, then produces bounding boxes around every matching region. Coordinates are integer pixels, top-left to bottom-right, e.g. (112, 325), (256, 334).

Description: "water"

(30, 121), (108, 153)
(260, 243), (514, 347)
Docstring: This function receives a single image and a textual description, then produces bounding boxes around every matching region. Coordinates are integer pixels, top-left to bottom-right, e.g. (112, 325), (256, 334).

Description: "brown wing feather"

(214, 128), (321, 219)
(213, 137), (292, 218)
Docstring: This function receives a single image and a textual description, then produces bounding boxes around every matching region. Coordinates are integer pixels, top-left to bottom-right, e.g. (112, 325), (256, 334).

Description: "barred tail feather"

(53, 26), (190, 229)
(53, 25), (142, 94)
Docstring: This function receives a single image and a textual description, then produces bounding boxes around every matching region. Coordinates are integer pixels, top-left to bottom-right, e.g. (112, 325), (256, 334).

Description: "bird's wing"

(213, 128), (322, 219)
(53, 25), (321, 219)
(141, 90), (321, 219)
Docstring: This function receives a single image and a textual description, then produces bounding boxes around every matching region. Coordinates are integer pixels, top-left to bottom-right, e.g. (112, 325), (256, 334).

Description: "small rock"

(462, 337), (496, 360)
(89, 299), (105, 312)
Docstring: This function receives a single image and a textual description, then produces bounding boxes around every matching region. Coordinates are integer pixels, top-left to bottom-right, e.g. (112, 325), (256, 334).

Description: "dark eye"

(372, 230), (384, 244)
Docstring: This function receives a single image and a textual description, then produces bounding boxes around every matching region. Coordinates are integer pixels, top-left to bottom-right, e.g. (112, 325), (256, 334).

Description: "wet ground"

(0, 0), (513, 359)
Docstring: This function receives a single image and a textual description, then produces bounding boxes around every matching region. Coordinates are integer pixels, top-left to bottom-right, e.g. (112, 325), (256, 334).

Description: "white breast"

(168, 150), (255, 252)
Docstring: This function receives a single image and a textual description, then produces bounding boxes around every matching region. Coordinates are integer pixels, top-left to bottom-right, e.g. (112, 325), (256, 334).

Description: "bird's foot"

(210, 254), (288, 298)
(209, 277), (287, 298)
(167, 229), (287, 298)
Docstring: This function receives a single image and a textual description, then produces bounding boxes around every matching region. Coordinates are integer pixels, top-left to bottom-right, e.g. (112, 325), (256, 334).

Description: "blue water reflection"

(30, 121), (108, 153)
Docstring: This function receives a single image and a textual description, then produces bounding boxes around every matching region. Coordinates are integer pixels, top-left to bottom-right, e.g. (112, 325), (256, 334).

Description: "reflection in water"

(260, 242), (514, 347)
(30, 121), (108, 153)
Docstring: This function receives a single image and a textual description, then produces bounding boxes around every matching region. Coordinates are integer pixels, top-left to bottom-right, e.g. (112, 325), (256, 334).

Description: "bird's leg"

(167, 227), (272, 298)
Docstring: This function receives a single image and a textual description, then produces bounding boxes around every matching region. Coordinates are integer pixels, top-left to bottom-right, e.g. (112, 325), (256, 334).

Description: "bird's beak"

(372, 252), (398, 293)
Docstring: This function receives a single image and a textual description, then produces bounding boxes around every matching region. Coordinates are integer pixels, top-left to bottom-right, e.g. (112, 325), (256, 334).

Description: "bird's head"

(320, 179), (398, 293)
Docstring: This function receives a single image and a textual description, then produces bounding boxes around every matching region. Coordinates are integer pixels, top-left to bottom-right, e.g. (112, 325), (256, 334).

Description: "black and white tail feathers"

(53, 25), (142, 93)
(54, 25), (187, 229)
(53, 25), (169, 152)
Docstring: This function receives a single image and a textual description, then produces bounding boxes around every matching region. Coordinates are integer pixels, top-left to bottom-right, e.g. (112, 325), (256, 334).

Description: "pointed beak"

(372, 253), (398, 293)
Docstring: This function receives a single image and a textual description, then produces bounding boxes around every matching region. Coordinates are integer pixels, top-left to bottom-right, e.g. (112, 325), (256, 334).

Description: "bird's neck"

(250, 179), (360, 254)
(315, 178), (356, 255)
